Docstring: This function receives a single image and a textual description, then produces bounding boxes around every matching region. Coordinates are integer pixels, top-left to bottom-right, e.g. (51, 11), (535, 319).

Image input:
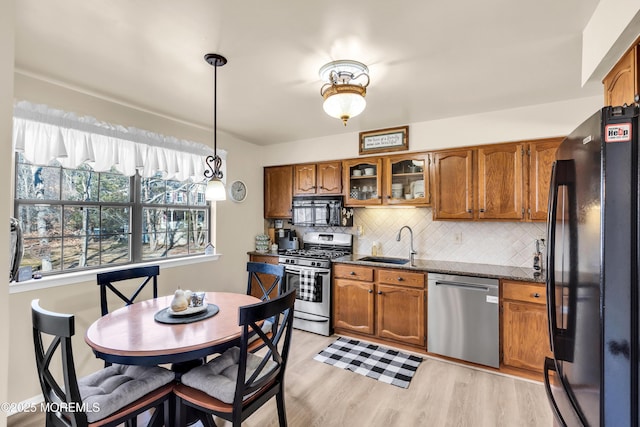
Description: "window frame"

(13, 156), (212, 277)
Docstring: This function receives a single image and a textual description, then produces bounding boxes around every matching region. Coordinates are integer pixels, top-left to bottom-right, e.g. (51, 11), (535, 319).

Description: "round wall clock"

(229, 180), (247, 202)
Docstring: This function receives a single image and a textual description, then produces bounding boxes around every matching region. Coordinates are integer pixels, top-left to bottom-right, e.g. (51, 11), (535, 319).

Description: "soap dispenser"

(533, 239), (543, 271)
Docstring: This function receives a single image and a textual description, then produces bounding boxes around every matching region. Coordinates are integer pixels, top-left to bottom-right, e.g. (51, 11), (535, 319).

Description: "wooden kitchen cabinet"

(333, 280), (375, 334)
(432, 148), (474, 219)
(502, 280), (552, 373)
(432, 139), (560, 222)
(333, 263), (426, 349)
(333, 264), (375, 334)
(343, 158), (383, 206)
(527, 138), (562, 221)
(603, 42), (640, 107)
(293, 161), (342, 195)
(383, 153), (431, 206)
(343, 155), (430, 207)
(477, 144), (524, 220)
(249, 254), (278, 264)
(264, 165), (293, 218)
(376, 270), (426, 346)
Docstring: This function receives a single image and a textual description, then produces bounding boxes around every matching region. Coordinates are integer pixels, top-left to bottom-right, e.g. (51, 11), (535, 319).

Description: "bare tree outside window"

(14, 153), (210, 275)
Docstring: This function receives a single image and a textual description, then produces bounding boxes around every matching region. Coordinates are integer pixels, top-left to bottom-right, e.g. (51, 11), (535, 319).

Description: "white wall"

(582, 0), (640, 85)
(8, 75), (266, 403)
(261, 96), (602, 166)
(1, 1), (14, 425)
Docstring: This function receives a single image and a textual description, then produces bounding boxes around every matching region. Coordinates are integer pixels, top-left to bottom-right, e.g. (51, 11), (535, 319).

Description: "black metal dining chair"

(246, 261), (285, 302)
(96, 265), (160, 316)
(174, 288), (296, 427)
(31, 299), (175, 427)
(246, 262), (285, 352)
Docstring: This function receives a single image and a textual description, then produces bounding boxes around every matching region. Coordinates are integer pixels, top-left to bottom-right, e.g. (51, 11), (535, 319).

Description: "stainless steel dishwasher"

(427, 273), (500, 368)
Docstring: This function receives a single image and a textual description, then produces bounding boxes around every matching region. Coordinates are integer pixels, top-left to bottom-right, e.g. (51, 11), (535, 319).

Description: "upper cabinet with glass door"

(343, 158), (383, 206)
(384, 153), (430, 206)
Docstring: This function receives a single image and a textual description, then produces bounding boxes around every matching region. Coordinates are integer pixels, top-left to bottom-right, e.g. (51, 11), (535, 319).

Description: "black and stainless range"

(279, 232), (353, 336)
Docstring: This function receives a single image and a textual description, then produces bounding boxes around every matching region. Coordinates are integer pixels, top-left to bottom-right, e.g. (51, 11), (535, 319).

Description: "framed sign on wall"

(359, 125), (409, 155)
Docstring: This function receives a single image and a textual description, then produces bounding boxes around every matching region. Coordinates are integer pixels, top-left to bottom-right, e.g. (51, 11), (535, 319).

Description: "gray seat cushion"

(181, 346), (277, 404)
(78, 364), (174, 423)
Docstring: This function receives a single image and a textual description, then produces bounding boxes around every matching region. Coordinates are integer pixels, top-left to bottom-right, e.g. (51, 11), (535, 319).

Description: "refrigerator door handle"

(543, 357), (568, 427)
(545, 159), (577, 363)
(546, 161), (559, 352)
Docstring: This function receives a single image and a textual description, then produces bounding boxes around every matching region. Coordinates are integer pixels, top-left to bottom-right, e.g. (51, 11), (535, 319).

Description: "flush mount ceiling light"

(319, 60), (370, 126)
(204, 53), (227, 201)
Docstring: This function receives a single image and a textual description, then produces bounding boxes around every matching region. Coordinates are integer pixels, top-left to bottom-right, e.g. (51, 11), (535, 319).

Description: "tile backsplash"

(290, 207), (547, 269)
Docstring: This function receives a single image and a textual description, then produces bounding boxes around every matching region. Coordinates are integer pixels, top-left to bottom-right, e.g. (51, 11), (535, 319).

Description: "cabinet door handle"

(397, 277), (404, 282)
(467, 209), (472, 213)
(349, 271), (356, 275)
(386, 195), (391, 199)
(368, 289), (373, 294)
(377, 291), (382, 295)
(533, 292), (540, 298)
(479, 208), (485, 213)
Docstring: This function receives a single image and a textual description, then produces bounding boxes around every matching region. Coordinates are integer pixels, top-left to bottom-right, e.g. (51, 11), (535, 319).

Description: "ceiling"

(15, 0), (603, 146)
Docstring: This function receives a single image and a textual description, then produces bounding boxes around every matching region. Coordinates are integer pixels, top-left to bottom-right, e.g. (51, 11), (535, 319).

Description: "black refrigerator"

(545, 105), (639, 426)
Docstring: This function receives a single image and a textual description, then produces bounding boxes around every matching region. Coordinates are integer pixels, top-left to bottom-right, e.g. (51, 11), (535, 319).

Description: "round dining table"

(85, 292), (261, 366)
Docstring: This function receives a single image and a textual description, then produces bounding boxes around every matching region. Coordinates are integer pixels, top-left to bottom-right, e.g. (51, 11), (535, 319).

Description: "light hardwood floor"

(9, 329), (553, 426)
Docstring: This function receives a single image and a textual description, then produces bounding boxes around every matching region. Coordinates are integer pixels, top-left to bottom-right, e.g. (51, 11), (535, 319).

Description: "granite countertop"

(333, 254), (545, 283)
(248, 250), (545, 283)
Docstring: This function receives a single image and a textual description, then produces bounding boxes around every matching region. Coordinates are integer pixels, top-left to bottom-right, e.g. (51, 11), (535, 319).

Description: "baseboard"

(5, 394), (44, 417)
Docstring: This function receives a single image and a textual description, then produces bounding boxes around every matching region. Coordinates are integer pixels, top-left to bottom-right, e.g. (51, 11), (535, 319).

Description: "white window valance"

(12, 100), (226, 182)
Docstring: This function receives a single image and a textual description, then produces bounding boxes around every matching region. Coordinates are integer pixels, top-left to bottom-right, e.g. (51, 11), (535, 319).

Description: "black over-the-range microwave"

(291, 196), (353, 227)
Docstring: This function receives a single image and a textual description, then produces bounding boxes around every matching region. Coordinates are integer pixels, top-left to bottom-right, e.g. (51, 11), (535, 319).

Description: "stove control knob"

(311, 261), (316, 267)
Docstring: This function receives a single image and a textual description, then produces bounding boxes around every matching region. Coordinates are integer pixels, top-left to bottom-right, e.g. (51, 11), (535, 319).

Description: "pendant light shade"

(205, 178), (226, 201)
(319, 60), (370, 126)
(203, 53), (227, 201)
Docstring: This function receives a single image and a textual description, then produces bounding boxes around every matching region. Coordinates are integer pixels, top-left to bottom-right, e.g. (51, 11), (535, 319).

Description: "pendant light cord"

(204, 54), (226, 180)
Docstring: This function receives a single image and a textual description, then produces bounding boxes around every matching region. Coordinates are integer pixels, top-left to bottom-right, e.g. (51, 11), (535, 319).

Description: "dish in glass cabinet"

(167, 304), (208, 316)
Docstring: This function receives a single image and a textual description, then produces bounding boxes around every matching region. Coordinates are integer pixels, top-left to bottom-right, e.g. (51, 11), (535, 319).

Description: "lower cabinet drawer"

(377, 269), (425, 288)
(333, 264), (374, 282)
(503, 281), (546, 305)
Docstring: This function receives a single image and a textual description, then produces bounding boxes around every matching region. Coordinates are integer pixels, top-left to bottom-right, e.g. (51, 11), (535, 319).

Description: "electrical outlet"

(356, 225), (364, 236)
(453, 232), (462, 244)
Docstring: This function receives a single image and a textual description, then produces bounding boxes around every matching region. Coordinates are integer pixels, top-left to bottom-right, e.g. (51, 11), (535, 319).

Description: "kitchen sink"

(357, 256), (410, 265)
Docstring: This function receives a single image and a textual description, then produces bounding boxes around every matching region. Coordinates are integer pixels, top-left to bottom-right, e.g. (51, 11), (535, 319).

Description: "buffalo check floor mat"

(313, 337), (423, 388)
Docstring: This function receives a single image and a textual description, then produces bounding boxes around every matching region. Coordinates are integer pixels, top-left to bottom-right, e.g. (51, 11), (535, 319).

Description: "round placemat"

(154, 304), (220, 324)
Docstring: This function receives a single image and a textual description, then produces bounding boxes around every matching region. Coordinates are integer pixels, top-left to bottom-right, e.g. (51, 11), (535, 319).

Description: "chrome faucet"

(396, 225), (417, 266)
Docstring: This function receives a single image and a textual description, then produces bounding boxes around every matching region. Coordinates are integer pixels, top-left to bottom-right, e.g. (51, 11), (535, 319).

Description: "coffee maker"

(277, 229), (299, 252)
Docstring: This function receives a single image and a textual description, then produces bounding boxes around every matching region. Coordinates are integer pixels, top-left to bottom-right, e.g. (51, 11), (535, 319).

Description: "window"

(14, 153), (210, 275)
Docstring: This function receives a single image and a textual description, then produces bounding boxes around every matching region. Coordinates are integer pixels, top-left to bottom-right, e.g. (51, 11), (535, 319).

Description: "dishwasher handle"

(433, 281), (495, 292)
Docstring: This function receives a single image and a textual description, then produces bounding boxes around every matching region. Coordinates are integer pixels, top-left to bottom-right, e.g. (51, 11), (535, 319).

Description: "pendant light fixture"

(319, 60), (370, 126)
(204, 53), (227, 201)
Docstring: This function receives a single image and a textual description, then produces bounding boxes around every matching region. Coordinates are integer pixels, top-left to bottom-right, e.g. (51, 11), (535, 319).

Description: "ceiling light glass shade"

(319, 59), (370, 125)
(205, 178), (226, 201)
(322, 84), (367, 125)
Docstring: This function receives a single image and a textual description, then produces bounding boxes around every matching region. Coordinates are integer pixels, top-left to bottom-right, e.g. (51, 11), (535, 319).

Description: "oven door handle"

(282, 266), (330, 275)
